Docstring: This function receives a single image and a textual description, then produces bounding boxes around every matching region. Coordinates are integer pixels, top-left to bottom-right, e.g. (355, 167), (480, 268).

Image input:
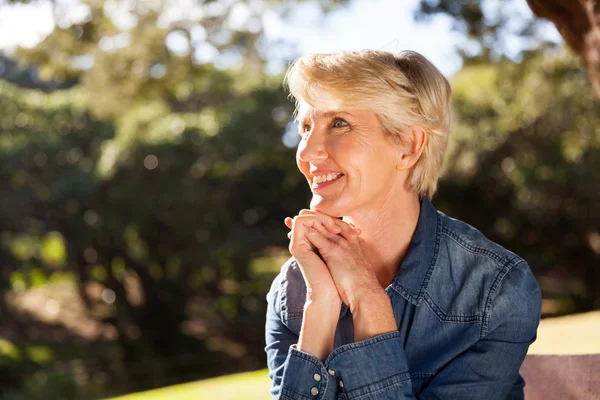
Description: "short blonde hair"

(284, 50), (452, 199)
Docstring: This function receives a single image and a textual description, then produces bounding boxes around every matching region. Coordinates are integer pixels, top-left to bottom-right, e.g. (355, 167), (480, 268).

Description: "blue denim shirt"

(265, 196), (542, 399)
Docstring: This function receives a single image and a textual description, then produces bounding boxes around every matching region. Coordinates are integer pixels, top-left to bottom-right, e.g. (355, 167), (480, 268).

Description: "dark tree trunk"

(527, 0), (600, 99)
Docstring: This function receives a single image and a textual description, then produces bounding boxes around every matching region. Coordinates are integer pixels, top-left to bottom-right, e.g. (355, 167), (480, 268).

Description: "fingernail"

(354, 229), (362, 235)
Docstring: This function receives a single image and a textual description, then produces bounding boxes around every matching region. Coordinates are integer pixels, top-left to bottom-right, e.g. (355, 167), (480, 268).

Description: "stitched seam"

(281, 387), (313, 400)
(319, 367), (329, 400)
(279, 261), (292, 319)
(290, 347), (322, 367)
(422, 293), (482, 323)
(345, 372), (410, 399)
(326, 331), (401, 362)
(441, 227), (510, 265)
(416, 211), (443, 304)
(287, 349), (332, 399)
(410, 372), (435, 379)
(481, 258), (525, 338)
(388, 208), (442, 305)
(389, 284), (419, 304)
(287, 310), (304, 320)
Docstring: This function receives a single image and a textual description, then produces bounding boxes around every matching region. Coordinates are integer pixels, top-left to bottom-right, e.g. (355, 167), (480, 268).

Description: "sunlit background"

(0, 0), (598, 399)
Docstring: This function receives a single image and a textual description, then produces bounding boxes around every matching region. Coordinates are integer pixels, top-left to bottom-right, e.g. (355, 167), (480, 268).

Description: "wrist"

(298, 298), (341, 361)
(350, 289), (397, 342)
(305, 294), (342, 322)
(348, 282), (384, 312)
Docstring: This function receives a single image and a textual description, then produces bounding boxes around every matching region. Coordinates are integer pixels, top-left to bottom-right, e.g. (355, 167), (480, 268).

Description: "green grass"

(108, 310), (600, 400)
(107, 369), (271, 400)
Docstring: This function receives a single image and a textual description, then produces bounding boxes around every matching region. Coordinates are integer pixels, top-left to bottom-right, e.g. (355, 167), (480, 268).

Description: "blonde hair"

(284, 50), (452, 199)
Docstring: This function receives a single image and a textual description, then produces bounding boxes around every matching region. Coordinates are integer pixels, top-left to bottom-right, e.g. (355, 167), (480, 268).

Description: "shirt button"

(313, 373), (321, 382)
(311, 386), (319, 396)
(339, 380), (344, 388)
(328, 369), (335, 376)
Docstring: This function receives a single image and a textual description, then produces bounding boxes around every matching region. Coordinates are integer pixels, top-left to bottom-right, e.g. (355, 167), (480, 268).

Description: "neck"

(342, 191), (421, 289)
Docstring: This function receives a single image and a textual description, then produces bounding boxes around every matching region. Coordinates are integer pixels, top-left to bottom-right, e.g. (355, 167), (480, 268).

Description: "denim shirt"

(265, 196), (542, 400)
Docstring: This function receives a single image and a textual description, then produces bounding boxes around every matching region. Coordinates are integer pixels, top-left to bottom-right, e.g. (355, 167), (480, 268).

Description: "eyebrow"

(299, 110), (353, 124)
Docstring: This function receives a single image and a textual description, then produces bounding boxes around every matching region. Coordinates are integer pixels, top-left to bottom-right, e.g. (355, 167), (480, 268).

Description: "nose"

(297, 128), (328, 163)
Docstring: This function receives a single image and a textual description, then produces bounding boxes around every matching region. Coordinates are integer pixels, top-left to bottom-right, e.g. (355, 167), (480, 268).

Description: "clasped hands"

(285, 210), (382, 311)
(286, 210), (398, 351)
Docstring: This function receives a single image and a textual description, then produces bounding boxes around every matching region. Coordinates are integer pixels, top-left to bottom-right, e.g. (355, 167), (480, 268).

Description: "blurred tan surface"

(522, 311), (600, 399)
(521, 355), (600, 399)
(528, 310), (600, 355)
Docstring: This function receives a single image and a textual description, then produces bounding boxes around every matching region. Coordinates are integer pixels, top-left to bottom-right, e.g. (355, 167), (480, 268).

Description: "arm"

(322, 260), (542, 400)
(298, 218), (419, 399)
(265, 272), (297, 399)
(266, 214), (348, 400)
(265, 268), (343, 400)
(418, 260), (542, 399)
(302, 215), (541, 399)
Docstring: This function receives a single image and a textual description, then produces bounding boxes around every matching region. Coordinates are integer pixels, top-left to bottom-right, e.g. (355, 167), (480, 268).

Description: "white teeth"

(313, 173), (342, 184)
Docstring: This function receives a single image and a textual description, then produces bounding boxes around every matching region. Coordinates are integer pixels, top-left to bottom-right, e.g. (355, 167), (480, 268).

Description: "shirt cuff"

(280, 344), (336, 399)
(325, 331), (411, 398)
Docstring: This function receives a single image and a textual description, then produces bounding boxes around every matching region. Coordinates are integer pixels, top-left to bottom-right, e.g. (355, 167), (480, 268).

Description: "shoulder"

(438, 210), (520, 266)
(266, 257), (307, 323)
(426, 210), (541, 336)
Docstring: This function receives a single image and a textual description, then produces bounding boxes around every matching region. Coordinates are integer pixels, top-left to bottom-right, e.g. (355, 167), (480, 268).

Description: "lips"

(313, 172), (343, 184)
(311, 173), (344, 190)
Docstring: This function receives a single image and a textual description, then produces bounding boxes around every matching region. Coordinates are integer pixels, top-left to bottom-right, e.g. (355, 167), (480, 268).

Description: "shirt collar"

(339, 196), (441, 319)
(388, 195), (441, 306)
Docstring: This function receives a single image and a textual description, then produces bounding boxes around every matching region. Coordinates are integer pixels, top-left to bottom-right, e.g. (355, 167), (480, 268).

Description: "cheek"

(295, 145), (303, 168)
(330, 136), (359, 164)
(296, 152), (309, 176)
(332, 136), (374, 175)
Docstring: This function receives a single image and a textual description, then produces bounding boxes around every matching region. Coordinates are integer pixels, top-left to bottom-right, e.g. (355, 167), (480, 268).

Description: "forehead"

(297, 104), (358, 122)
(297, 104), (377, 125)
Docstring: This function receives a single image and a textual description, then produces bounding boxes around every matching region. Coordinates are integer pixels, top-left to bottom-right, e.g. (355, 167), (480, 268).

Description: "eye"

(299, 124), (311, 135)
(332, 118), (348, 128)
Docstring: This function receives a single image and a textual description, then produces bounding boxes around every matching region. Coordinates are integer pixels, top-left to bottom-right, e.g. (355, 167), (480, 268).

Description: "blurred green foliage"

(0, 0), (598, 398)
(438, 49), (600, 313)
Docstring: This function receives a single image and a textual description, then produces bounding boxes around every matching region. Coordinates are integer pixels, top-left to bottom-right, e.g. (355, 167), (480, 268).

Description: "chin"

(310, 196), (347, 218)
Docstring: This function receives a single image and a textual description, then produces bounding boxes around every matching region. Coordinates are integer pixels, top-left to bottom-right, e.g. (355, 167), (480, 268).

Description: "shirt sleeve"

(265, 272), (296, 399)
(321, 260), (540, 400)
(265, 272), (339, 400)
(325, 331), (414, 399)
(265, 266), (411, 399)
(266, 260), (541, 400)
(419, 260), (542, 400)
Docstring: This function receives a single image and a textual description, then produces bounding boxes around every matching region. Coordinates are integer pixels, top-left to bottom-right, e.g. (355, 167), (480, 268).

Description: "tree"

(0, 0), (313, 395)
(526, 0), (600, 99)
(439, 49), (600, 314)
(417, 0), (600, 99)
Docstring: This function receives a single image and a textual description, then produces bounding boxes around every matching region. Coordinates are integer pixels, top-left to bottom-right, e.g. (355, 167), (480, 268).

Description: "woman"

(265, 50), (541, 399)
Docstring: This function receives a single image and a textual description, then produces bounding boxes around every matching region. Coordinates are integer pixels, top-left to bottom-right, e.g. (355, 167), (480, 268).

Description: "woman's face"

(296, 107), (403, 217)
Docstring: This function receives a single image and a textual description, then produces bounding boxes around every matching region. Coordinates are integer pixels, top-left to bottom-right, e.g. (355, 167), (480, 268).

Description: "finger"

(284, 217), (293, 229)
(299, 211), (342, 234)
(306, 227), (334, 254)
(288, 222), (316, 254)
(337, 220), (360, 240)
(290, 216), (318, 252)
(322, 216), (343, 234)
(312, 221), (342, 243)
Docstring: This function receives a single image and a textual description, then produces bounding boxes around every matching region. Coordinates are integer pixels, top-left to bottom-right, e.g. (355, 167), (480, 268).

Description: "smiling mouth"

(311, 173), (344, 189)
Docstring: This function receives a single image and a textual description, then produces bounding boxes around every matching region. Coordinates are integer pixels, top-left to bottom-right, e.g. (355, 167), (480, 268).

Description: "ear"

(396, 126), (428, 171)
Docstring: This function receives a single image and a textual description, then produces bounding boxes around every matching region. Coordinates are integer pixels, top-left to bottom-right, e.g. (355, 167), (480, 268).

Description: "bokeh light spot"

(102, 289), (116, 304)
(144, 155), (159, 170)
